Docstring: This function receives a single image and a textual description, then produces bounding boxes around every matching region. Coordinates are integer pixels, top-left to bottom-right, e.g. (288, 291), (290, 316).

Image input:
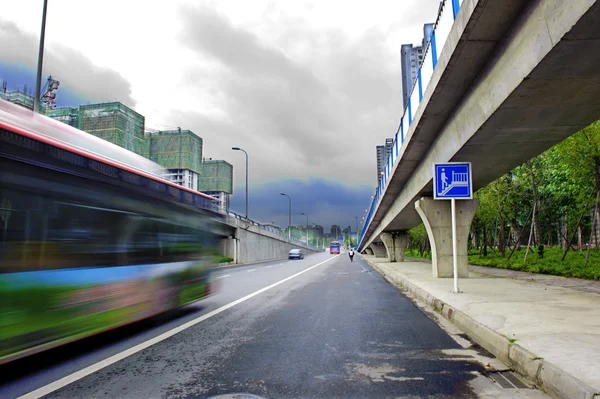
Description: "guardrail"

(224, 209), (320, 250)
(358, 0), (463, 248)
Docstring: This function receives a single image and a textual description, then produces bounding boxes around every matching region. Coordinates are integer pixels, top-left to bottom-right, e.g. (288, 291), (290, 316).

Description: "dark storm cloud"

(175, 5), (405, 187)
(0, 20), (135, 107)
(229, 178), (374, 231)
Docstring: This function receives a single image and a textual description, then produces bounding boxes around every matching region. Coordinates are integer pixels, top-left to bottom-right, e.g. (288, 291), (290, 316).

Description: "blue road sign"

(433, 162), (472, 199)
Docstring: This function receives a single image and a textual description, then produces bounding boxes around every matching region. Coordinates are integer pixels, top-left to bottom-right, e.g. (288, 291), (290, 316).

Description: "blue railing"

(224, 209), (319, 249)
(358, 0), (463, 248)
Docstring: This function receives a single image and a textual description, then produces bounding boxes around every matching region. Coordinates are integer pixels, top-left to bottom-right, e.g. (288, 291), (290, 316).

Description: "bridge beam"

(364, 247), (374, 255)
(380, 231), (408, 262)
(415, 198), (479, 278)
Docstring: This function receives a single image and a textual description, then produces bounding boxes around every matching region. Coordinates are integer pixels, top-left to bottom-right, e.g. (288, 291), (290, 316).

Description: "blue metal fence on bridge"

(358, 0), (464, 248)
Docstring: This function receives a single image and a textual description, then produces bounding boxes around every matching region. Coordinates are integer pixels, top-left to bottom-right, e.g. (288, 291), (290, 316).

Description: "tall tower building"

(376, 138), (394, 184)
(400, 23), (434, 110)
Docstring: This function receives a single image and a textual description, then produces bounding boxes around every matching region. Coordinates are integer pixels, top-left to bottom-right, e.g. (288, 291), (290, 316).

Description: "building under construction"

(198, 160), (233, 211)
(0, 90), (35, 110)
(46, 107), (79, 127)
(5, 94), (234, 205)
(45, 102), (146, 156)
(78, 102), (146, 156)
(145, 129), (203, 191)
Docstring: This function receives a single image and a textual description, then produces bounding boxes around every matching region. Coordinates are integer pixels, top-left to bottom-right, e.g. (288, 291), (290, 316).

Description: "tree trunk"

(562, 214), (569, 249)
(473, 229), (480, 250)
(499, 213), (506, 257)
(562, 196), (593, 261)
(483, 227), (488, 257)
(527, 161), (542, 246)
(557, 221), (561, 248)
(586, 155), (600, 252)
(578, 226), (583, 251)
(586, 191), (599, 264)
(510, 219), (520, 250)
(525, 201), (537, 263)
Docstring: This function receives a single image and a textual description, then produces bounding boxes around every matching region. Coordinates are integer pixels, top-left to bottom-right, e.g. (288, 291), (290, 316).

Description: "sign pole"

(451, 197), (459, 293)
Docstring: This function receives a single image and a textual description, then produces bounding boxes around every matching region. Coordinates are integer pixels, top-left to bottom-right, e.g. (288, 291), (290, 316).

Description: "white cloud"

(0, 0), (441, 189)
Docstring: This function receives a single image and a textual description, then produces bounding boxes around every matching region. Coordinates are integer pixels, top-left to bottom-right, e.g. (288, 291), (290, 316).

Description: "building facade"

(312, 224), (324, 238)
(400, 23), (434, 110)
(0, 89), (35, 110)
(5, 94), (237, 210)
(330, 225), (341, 240)
(198, 159), (233, 213)
(145, 129), (203, 191)
(46, 102), (147, 156)
(376, 138), (394, 184)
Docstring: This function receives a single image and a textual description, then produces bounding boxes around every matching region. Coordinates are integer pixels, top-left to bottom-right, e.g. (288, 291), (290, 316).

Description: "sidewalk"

(361, 255), (600, 399)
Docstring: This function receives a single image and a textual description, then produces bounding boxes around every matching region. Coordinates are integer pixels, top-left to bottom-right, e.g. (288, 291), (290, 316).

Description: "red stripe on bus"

(0, 120), (218, 201)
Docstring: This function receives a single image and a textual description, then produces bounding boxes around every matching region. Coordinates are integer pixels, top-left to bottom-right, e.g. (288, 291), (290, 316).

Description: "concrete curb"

(361, 255), (599, 399)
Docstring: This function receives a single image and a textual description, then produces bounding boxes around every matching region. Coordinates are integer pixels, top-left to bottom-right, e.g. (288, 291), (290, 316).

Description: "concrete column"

(380, 232), (408, 262)
(396, 233), (408, 262)
(364, 247), (374, 255)
(370, 242), (387, 258)
(415, 198), (479, 278)
(221, 236), (238, 264)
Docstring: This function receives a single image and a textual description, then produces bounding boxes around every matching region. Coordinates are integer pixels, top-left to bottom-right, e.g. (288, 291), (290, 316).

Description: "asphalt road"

(1, 252), (546, 399)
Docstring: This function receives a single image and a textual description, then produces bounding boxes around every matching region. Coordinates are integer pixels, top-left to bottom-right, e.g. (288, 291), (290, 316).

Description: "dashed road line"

(216, 274), (231, 279)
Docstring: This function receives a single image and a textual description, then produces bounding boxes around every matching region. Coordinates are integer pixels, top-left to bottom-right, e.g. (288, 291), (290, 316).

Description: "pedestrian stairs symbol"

(439, 170), (469, 196)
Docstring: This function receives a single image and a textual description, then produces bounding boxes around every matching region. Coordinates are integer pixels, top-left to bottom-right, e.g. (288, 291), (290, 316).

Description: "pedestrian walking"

(348, 248), (355, 262)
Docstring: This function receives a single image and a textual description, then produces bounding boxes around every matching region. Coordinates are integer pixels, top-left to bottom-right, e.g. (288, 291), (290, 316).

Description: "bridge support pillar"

(364, 247), (374, 255)
(380, 232), (408, 262)
(221, 236), (238, 264)
(415, 198), (479, 278)
(370, 242), (387, 258)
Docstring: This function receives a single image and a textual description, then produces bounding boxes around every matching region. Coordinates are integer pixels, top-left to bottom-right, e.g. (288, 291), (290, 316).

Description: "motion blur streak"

(0, 98), (220, 365)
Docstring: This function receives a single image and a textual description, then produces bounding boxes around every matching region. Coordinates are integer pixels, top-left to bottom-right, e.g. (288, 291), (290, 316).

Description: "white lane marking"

(216, 274), (230, 279)
(248, 269), (256, 273)
(266, 266), (272, 269)
(19, 255), (338, 399)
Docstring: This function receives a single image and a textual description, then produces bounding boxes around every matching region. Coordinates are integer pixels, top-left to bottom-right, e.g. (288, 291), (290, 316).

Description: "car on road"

(288, 249), (304, 260)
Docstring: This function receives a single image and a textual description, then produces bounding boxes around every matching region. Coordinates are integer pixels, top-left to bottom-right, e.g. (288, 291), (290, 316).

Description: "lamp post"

(34, 0), (49, 113)
(280, 193), (291, 239)
(301, 212), (309, 244)
(232, 147), (248, 219)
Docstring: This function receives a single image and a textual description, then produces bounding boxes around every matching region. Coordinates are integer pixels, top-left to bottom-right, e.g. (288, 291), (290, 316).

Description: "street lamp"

(355, 216), (358, 247)
(232, 147), (248, 219)
(280, 193), (291, 239)
(301, 212), (309, 244)
(34, 0), (49, 113)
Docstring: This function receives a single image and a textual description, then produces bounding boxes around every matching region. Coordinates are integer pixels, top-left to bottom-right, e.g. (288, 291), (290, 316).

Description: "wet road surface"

(2, 252), (547, 398)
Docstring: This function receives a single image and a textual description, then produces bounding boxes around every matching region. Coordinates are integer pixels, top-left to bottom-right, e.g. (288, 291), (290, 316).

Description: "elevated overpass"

(358, 0), (600, 277)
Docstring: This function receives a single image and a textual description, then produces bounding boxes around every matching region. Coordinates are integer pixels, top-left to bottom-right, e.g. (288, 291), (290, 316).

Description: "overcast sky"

(1, 0), (440, 230)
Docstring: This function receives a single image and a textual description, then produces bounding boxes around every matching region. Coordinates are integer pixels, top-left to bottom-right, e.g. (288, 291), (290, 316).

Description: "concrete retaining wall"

(220, 216), (317, 264)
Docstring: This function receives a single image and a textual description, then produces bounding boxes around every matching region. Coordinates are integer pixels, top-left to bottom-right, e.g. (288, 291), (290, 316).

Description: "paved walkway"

(361, 255), (600, 399)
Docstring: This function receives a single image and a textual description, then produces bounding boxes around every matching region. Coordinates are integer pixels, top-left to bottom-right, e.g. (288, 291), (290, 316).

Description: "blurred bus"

(0, 99), (220, 364)
(329, 241), (341, 254)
